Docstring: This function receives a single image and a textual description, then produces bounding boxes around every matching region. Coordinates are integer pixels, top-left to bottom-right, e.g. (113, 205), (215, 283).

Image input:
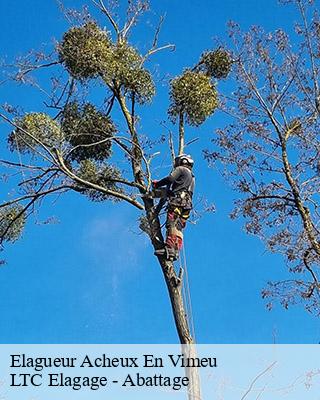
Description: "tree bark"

(159, 257), (201, 400)
(117, 89), (201, 400)
(145, 198), (201, 400)
(179, 112), (185, 156)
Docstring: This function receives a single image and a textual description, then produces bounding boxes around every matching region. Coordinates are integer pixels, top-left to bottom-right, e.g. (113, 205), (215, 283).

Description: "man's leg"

(154, 207), (180, 260)
(164, 207), (184, 260)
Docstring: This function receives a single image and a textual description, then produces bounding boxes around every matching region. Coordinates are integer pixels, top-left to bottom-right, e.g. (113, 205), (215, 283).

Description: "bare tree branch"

(55, 149), (145, 210)
(240, 362), (277, 400)
(91, 0), (120, 38)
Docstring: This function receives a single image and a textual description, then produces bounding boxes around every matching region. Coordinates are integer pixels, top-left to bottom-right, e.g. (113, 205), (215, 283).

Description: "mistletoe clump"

(61, 102), (116, 162)
(0, 205), (26, 243)
(8, 113), (63, 154)
(59, 22), (155, 103)
(77, 159), (99, 182)
(168, 70), (218, 126)
(77, 160), (124, 202)
(58, 22), (112, 80)
(101, 42), (155, 104)
(199, 48), (232, 79)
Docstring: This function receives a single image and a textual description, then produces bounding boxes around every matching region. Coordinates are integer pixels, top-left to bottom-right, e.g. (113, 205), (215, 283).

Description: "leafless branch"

(247, 195), (296, 204)
(15, 61), (60, 81)
(0, 185), (72, 210)
(140, 14), (175, 65)
(92, 0), (120, 38)
(121, 1), (147, 39)
(0, 159), (47, 171)
(55, 149), (144, 210)
(240, 362), (277, 400)
(141, 44), (175, 65)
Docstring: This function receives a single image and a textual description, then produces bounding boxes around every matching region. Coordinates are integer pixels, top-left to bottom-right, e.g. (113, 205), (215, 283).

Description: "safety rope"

(180, 242), (196, 342)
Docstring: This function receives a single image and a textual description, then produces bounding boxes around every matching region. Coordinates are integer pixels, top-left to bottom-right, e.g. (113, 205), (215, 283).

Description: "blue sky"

(0, 0), (319, 344)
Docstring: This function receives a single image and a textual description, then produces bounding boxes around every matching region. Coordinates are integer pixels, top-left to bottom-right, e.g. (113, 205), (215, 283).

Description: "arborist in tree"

(152, 154), (195, 261)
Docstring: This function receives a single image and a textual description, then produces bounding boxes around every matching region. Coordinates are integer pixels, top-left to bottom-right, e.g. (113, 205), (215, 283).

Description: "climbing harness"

(150, 154), (196, 340)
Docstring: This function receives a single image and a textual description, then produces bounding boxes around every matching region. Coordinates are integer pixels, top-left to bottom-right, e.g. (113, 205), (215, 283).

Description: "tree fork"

(280, 137), (320, 255)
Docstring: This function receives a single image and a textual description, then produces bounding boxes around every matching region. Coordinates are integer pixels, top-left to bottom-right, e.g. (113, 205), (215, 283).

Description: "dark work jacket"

(157, 166), (195, 196)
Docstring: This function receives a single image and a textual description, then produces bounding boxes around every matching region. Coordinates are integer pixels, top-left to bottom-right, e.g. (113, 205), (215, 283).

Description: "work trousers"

(165, 201), (191, 259)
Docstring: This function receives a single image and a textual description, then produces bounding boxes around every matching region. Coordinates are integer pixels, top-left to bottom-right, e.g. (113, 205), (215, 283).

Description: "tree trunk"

(143, 198), (201, 400)
(178, 112), (185, 156)
(160, 258), (202, 400)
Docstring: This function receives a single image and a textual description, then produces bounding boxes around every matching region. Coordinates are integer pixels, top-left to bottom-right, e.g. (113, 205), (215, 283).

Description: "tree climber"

(152, 154), (195, 261)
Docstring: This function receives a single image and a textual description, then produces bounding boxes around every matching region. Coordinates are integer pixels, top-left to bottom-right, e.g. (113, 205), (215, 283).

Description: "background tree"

(205, 0), (320, 315)
(0, 1), (231, 399)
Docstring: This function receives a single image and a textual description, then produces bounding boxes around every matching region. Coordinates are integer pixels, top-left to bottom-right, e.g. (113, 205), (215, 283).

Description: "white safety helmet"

(174, 154), (194, 168)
